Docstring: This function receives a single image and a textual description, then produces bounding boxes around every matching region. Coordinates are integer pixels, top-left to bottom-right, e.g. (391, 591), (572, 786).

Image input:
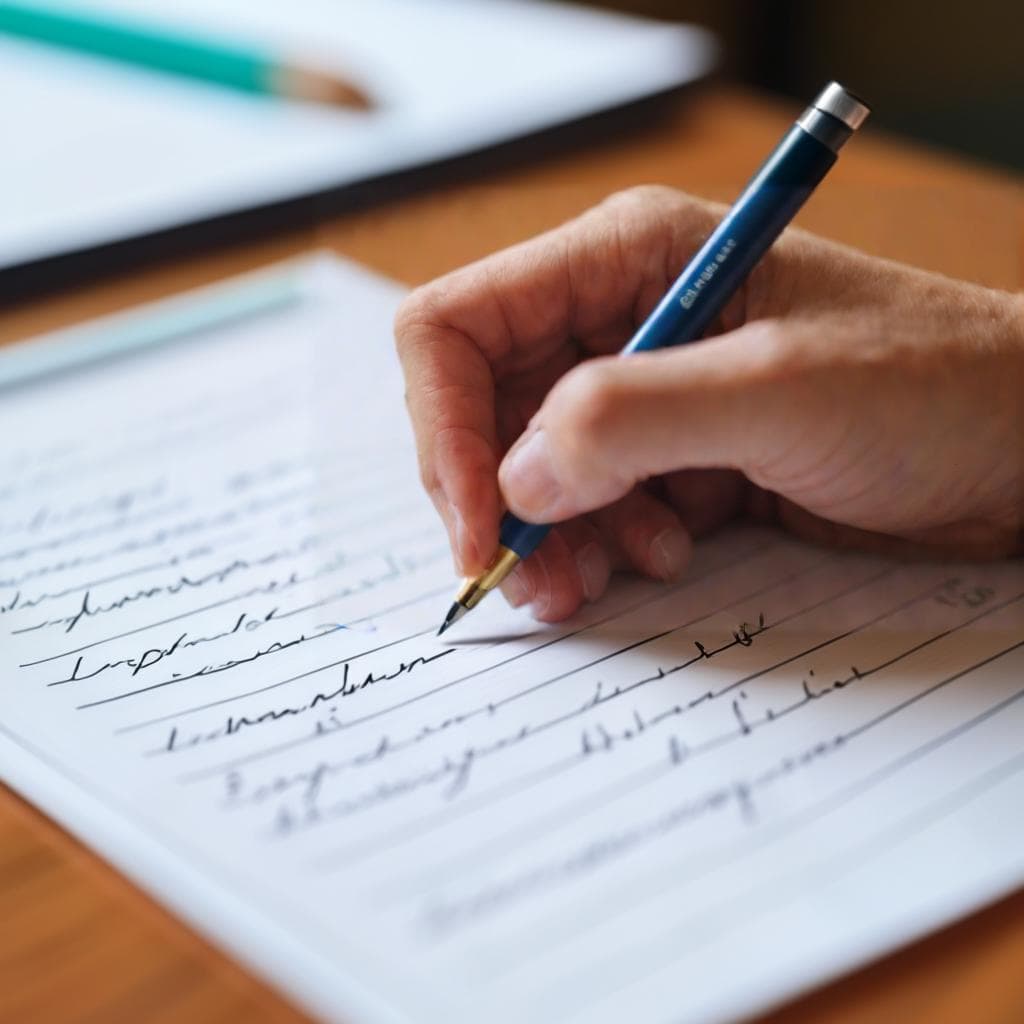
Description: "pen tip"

(437, 601), (467, 637)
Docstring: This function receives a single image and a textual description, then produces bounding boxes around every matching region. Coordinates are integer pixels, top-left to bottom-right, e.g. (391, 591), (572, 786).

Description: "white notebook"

(1, 255), (1023, 1024)
(0, 0), (715, 272)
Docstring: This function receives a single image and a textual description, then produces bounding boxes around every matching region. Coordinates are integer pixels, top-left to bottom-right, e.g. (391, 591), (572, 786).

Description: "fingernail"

(452, 508), (477, 576)
(501, 429), (561, 520)
(576, 542), (610, 603)
(500, 567), (531, 608)
(649, 528), (689, 581)
(529, 550), (552, 620)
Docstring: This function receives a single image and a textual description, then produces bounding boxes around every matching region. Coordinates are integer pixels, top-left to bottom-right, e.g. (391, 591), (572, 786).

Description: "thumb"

(498, 321), (807, 523)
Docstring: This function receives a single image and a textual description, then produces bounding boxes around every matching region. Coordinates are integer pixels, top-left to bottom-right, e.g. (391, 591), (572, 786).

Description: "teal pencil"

(0, 1), (372, 108)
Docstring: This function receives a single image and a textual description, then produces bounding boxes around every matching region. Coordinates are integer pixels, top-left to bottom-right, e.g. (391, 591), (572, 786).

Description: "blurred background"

(2, 0), (1020, 301)
(594, 0), (1024, 171)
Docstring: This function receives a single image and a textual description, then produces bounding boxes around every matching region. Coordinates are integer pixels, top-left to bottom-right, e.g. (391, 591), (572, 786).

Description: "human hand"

(395, 186), (1024, 622)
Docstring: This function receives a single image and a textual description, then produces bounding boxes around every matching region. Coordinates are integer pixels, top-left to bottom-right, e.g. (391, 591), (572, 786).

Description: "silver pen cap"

(797, 81), (871, 152)
(812, 81), (871, 131)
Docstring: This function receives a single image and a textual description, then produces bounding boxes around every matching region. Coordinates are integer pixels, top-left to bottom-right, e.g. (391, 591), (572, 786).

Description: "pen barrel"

(498, 515), (551, 560)
(624, 121), (839, 353)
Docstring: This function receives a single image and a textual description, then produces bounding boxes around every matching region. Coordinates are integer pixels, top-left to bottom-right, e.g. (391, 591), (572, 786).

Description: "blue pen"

(438, 82), (870, 635)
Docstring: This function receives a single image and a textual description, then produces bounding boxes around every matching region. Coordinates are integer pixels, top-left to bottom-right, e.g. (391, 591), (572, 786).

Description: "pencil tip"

(275, 64), (374, 110)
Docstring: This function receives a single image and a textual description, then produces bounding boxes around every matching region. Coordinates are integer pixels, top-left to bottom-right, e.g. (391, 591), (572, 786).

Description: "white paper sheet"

(0, 0), (714, 271)
(1, 255), (1023, 1024)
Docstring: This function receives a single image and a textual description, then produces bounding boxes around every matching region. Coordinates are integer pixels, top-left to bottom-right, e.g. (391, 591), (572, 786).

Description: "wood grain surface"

(1, 86), (1022, 1024)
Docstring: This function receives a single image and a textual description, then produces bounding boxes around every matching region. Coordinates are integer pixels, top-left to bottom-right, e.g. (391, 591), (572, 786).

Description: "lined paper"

(2, 255), (1023, 1024)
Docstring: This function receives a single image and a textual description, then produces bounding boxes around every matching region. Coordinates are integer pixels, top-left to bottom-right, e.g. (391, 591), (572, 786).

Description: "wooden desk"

(1, 86), (1022, 1024)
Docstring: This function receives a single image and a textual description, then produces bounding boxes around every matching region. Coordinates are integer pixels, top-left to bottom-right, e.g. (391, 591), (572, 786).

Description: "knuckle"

(600, 186), (721, 239)
(602, 184), (682, 214)
(394, 283), (441, 345)
(733, 319), (804, 384)
(395, 271), (475, 338)
(546, 360), (626, 458)
(598, 187), (722, 286)
(393, 286), (425, 331)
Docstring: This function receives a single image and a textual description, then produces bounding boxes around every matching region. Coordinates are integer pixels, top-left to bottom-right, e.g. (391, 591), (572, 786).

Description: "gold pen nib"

(437, 602), (468, 637)
(435, 544), (521, 636)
